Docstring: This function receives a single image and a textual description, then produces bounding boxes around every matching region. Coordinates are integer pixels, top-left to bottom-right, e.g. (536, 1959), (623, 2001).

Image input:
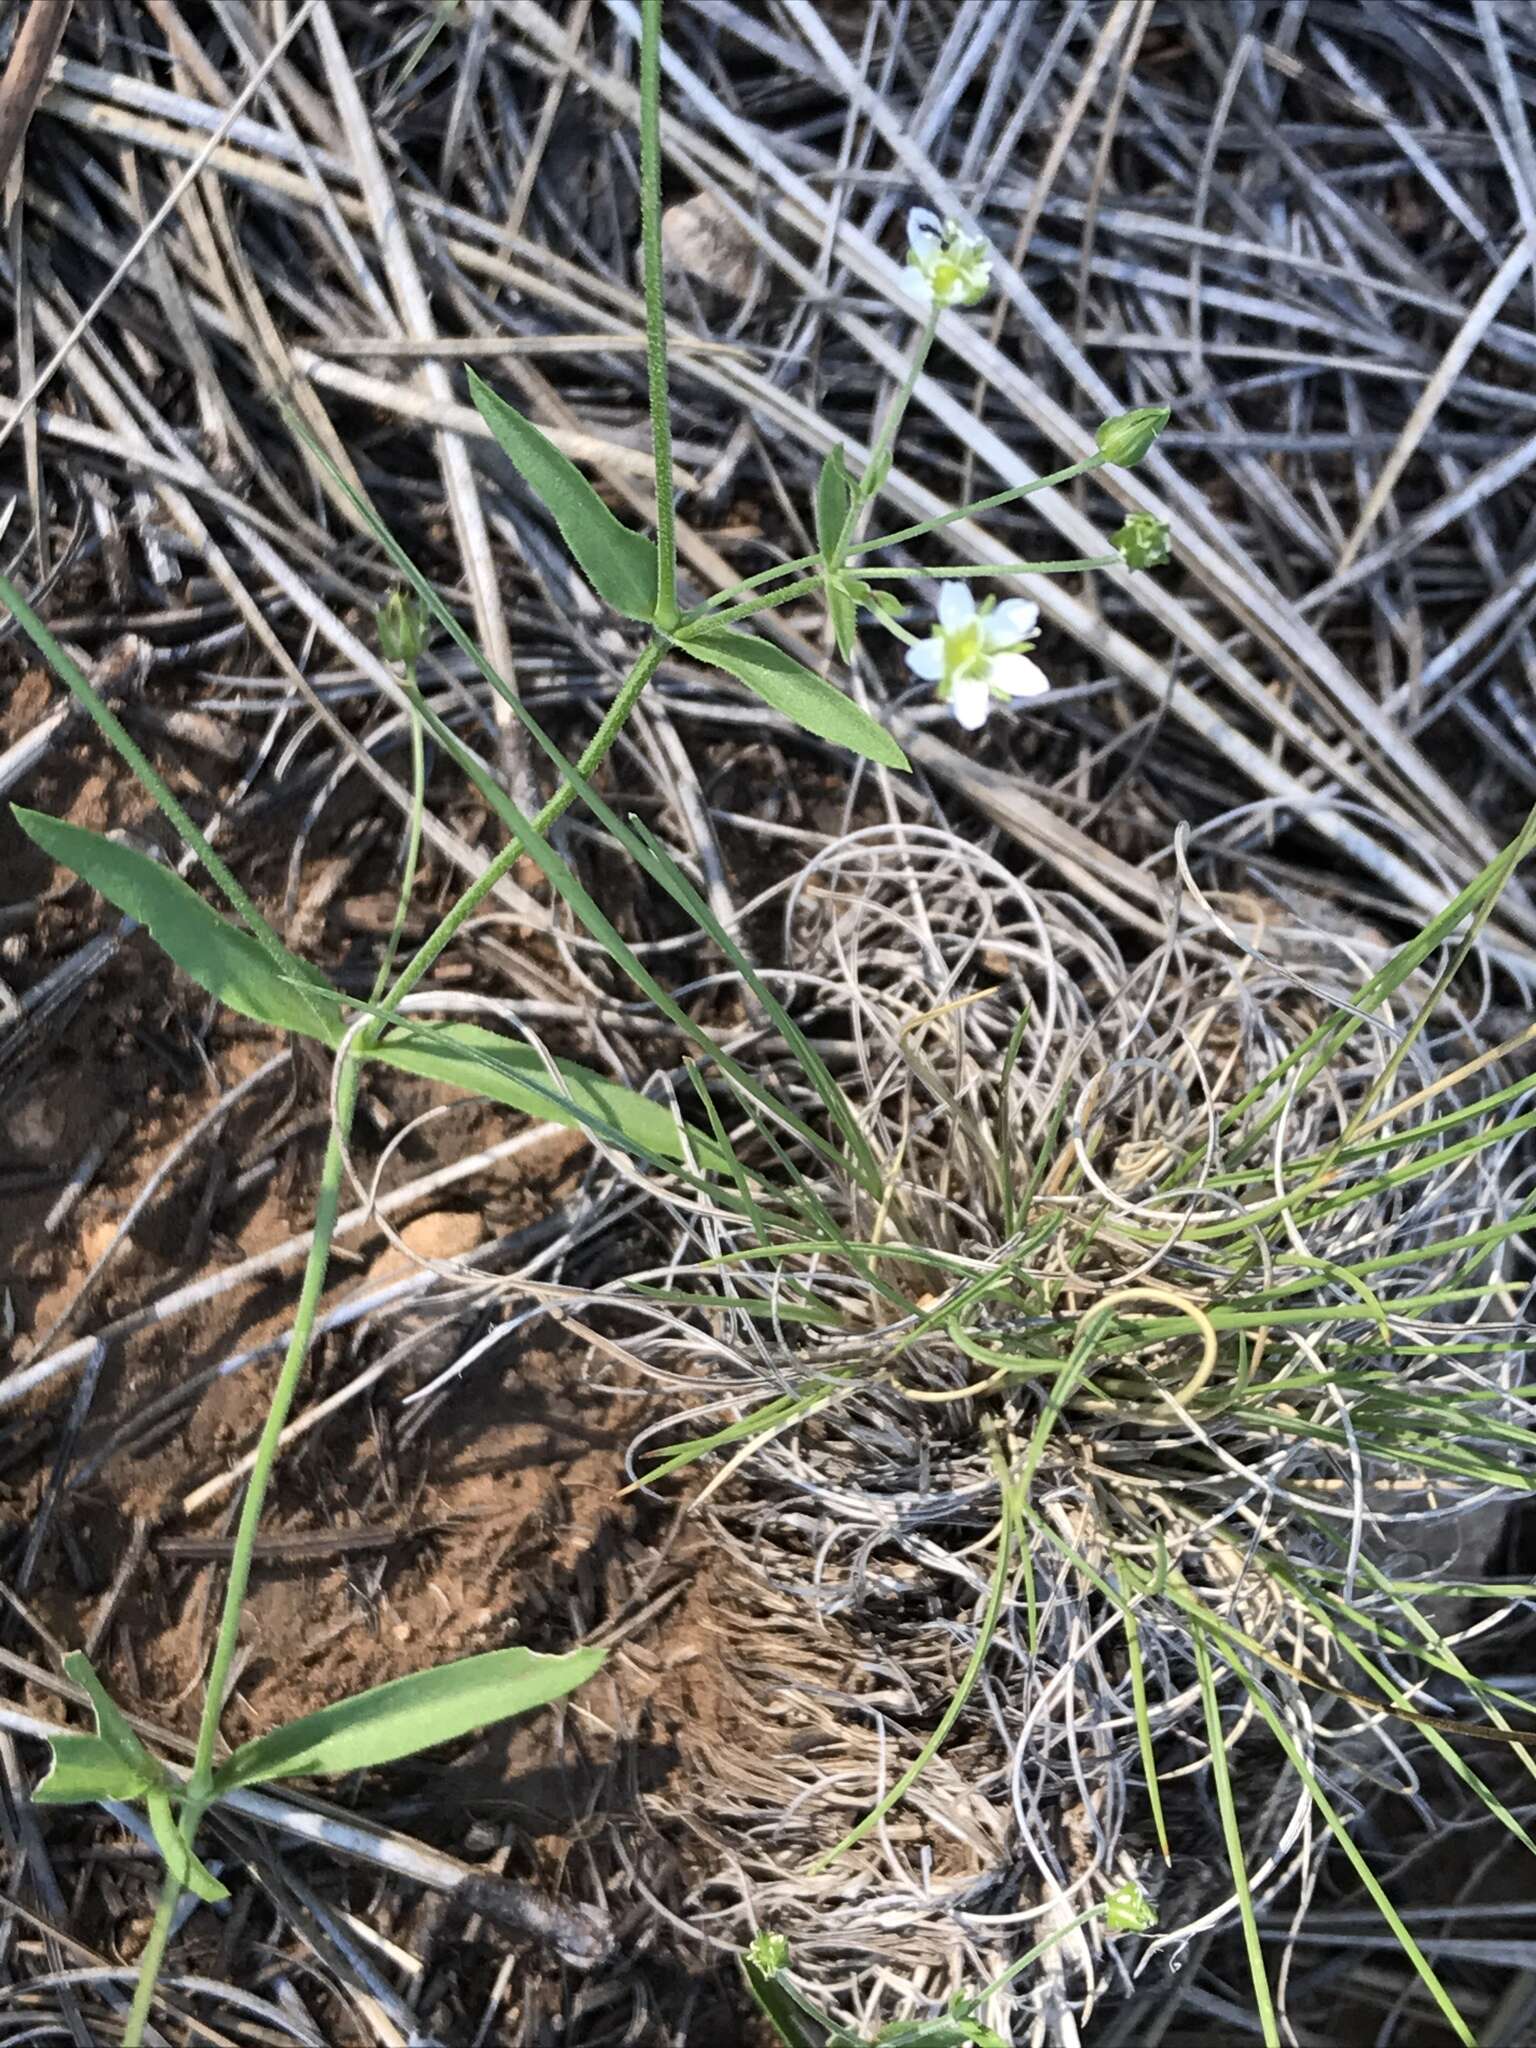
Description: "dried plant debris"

(1, 3), (1535, 2045)
(589, 820), (1535, 2044)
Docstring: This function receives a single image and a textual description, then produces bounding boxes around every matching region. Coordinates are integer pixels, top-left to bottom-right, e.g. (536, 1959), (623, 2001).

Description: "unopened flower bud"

(378, 587), (429, 669)
(1105, 1882), (1157, 1934)
(1095, 406), (1170, 467)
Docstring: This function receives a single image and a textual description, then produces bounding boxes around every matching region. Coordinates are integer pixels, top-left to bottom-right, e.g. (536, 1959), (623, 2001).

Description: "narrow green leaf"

(1226, 1652), (1477, 2046)
(367, 1021), (721, 1169)
(210, 1645), (604, 1793)
(815, 446), (852, 563)
(145, 1788), (230, 1903)
(1193, 1630), (1278, 2047)
(468, 369), (659, 621)
(742, 1951), (843, 2048)
(635, 1378), (849, 1491)
(878, 2022), (1008, 2047)
(0, 568), (297, 968)
(33, 1733), (150, 1806)
(685, 625), (907, 770)
(1124, 1616), (1170, 1863)
(12, 810), (342, 1046)
(63, 1651), (161, 1782)
(810, 1456), (1014, 1871)
(828, 577), (858, 663)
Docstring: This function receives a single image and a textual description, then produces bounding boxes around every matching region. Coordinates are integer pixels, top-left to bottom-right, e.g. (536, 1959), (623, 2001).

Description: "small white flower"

(904, 585), (1048, 729)
(902, 207), (992, 310)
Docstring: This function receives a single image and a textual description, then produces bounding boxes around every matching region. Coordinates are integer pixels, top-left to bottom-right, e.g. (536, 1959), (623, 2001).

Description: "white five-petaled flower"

(905, 585), (1048, 730)
(903, 208), (992, 310)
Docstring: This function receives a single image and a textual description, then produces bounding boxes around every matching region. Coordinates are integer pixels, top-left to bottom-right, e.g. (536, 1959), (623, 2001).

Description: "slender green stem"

(123, 1868), (182, 2046)
(129, 1097), (356, 2033)
(808, 1442), (1017, 1871)
(639, 0), (677, 629)
(690, 557), (1120, 640)
(692, 576), (824, 631)
(684, 550), (825, 620)
(369, 680), (425, 1004)
(855, 555), (1119, 579)
(378, 640), (664, 1028)
(866, 615), (918, 647)
(848, 305), (938, 544)
(971, 1905), (1105, 2005)
(850, 453), (1110, 558)
(680, 451), (1110, 628)
(188, 1073), (358, 1796)
(127, 628), (667, 2026)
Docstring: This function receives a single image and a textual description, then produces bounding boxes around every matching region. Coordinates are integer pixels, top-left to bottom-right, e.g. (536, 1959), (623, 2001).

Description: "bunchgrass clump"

(568, 815), (1536, 2044)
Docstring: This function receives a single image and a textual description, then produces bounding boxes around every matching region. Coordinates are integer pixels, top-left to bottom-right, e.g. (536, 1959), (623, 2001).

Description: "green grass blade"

(1224, 1653), (1477, 2046)
(1192, 1629), (1278, 2047)
(809, 1449), (1015, 1872)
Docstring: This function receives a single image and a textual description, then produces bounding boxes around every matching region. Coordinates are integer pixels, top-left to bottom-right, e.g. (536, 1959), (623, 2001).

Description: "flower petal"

(907, 208), (944, 258)
(937, 581), (976, 631)
(901, 262), (934, 307)
(985, 599), (1039, 647)
(989, 652), (1051, 699)
(904, 638), (946, 681)
(950, 671), (992, 729)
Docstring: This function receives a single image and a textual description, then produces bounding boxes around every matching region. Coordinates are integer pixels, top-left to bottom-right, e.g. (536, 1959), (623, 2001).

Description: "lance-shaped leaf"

(33, 1734), (151, 1806)
(685, 627), (908, 770)
(211, 1645), (604, 1794)
(12, 809), (343, 1045)
(468, 370), (660, 621)
(34, 1651), (161, 1807)
(366, 1022), (718, 1167)
(146, 1788), (229, 1903)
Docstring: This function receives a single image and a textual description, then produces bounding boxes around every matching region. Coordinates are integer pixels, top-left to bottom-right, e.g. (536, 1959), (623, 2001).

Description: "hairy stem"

(848, 304), (939, 546)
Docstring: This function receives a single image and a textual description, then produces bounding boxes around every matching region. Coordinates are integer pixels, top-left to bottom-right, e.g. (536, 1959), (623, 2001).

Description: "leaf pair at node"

(469, 372), (907, 771)
(36, 1647), (605, 1904)
(10, 808), (695, 1168)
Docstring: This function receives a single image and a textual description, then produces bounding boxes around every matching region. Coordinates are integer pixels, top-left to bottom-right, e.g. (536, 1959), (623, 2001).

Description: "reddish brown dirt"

(0, 693), (743, 2042)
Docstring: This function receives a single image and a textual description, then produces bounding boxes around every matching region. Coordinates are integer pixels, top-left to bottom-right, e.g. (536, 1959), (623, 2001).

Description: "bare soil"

(0, 685), (750, 2043)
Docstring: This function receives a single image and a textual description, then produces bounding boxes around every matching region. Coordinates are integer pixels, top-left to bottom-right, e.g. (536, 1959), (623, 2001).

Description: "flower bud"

(1105, 1882), (1157, 1934)
(746, 1930), (790, 1975)
(1095, 406), (1170, 467)
(1112, 512), (1170, 569)
(378, 587), (429, 669)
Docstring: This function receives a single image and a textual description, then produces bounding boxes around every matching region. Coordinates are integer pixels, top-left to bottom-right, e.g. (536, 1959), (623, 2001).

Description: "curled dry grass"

(562, 816), (1536, 2043)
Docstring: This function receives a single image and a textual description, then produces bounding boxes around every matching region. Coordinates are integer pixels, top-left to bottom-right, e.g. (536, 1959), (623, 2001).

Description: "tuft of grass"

(583, 802), (1536, 2039)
